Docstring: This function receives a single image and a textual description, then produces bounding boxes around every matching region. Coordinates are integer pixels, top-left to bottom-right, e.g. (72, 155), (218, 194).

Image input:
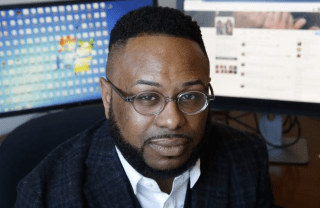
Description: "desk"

(269, 116), (320, 208)
(215, 112), (320, 208)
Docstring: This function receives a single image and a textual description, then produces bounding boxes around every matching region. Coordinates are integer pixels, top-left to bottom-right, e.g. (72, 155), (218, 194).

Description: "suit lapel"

(188, 145), (230, 208)
(84, 161), (141, 208)
(189, 172), (229, 208)
(83, 122), (142, 208)
(184, 180), (192, 208)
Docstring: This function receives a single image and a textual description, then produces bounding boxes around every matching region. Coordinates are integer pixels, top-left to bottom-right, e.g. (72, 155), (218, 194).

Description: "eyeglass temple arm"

(208, 84), (215, 101)
(108, 81), (133, 102)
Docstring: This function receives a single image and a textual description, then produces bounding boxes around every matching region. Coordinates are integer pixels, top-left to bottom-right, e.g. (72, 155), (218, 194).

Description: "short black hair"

(108, 6), (207, 57)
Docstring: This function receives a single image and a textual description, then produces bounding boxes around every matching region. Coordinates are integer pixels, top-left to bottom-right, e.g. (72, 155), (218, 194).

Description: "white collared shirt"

(115, 147), (201, 208)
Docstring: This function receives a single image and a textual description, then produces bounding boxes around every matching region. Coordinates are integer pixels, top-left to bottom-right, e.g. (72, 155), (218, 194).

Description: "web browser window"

(185, 0), (320, 104)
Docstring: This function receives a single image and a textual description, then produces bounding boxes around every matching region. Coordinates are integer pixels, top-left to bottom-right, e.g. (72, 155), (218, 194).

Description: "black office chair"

(0, 105), (106, 208)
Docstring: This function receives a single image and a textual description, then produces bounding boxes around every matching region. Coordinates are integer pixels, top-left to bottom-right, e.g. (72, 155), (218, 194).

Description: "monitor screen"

(180, 0), (320, 117)
(0, 0), (157, 118)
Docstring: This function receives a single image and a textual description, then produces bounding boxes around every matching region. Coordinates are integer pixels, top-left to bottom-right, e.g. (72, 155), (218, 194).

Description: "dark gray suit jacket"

(14, 119), (274, 208)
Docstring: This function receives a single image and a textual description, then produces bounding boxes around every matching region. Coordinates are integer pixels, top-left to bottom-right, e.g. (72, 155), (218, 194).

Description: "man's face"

(101, 35), (210, 176)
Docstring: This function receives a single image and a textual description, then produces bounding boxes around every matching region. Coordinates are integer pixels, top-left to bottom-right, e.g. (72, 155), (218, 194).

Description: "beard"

(107, 101), (210, 180)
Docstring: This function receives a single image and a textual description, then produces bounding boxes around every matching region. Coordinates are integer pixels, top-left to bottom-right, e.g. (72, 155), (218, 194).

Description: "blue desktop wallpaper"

(0, 0), (154, 114)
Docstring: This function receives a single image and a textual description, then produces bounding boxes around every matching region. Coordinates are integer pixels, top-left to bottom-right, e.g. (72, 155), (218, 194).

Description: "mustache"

(144, 134), (192, 145)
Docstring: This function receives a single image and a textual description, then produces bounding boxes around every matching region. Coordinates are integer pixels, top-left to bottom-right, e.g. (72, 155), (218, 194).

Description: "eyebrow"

(182, 80), (206, 87)
(132, 80), (162, 87)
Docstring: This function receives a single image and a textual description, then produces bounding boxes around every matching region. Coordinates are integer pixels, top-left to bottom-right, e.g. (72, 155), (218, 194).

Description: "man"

(15, 6), (274, 208)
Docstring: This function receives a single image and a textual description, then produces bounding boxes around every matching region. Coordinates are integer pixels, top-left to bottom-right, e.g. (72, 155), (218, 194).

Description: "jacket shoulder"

(194, 122), (273, 207)
(15, 119), (109, 207)
(200, 122), (269, 179)
(205, 122), (267, 157)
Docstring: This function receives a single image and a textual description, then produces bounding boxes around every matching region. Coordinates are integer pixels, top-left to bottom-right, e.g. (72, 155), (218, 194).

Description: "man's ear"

(100, 77), (112, 119)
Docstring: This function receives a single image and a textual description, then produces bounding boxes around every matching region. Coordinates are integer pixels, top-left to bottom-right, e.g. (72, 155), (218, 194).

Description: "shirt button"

(147, 183), (153, 188)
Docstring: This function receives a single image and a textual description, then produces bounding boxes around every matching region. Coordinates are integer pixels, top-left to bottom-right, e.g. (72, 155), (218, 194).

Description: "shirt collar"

(115, 146), (142, 194)
(115, 146), (201, 194)
(190, 157), (201, 188)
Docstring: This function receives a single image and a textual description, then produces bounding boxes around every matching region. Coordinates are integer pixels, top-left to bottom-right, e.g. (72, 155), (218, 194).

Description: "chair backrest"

(0, 105), (105, 208)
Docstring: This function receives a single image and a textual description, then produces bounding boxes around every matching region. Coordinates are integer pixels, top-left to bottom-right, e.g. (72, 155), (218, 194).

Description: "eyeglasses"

(108, 80), (215, 116)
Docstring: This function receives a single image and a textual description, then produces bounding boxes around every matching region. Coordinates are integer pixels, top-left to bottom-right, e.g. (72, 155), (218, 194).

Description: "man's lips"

(148, 138), (189, 157)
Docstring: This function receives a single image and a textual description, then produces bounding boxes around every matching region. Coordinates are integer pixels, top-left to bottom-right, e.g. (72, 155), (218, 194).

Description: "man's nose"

(154, 101), (186, 130)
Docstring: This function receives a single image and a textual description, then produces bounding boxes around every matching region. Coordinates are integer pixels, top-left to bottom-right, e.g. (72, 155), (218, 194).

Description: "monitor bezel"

(0, 0), (158, 119)
(177, 0), (320, 118)
(0, 0), (158, 10)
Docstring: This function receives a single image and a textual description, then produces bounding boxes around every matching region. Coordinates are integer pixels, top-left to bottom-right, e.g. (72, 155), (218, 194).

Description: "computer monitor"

(0, 0), (157, 118)
(179, 0), (320, 164)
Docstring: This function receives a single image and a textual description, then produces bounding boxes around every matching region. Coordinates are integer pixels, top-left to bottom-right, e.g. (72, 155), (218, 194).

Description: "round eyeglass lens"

(178, 92), (207, 114)
(133, 92), (164, 115)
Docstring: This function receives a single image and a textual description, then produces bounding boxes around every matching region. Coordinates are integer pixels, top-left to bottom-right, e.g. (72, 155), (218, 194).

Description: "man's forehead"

(123, 35), (202, 53)
(129, 79), (207, 89)
(110, 35), (209, 87)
